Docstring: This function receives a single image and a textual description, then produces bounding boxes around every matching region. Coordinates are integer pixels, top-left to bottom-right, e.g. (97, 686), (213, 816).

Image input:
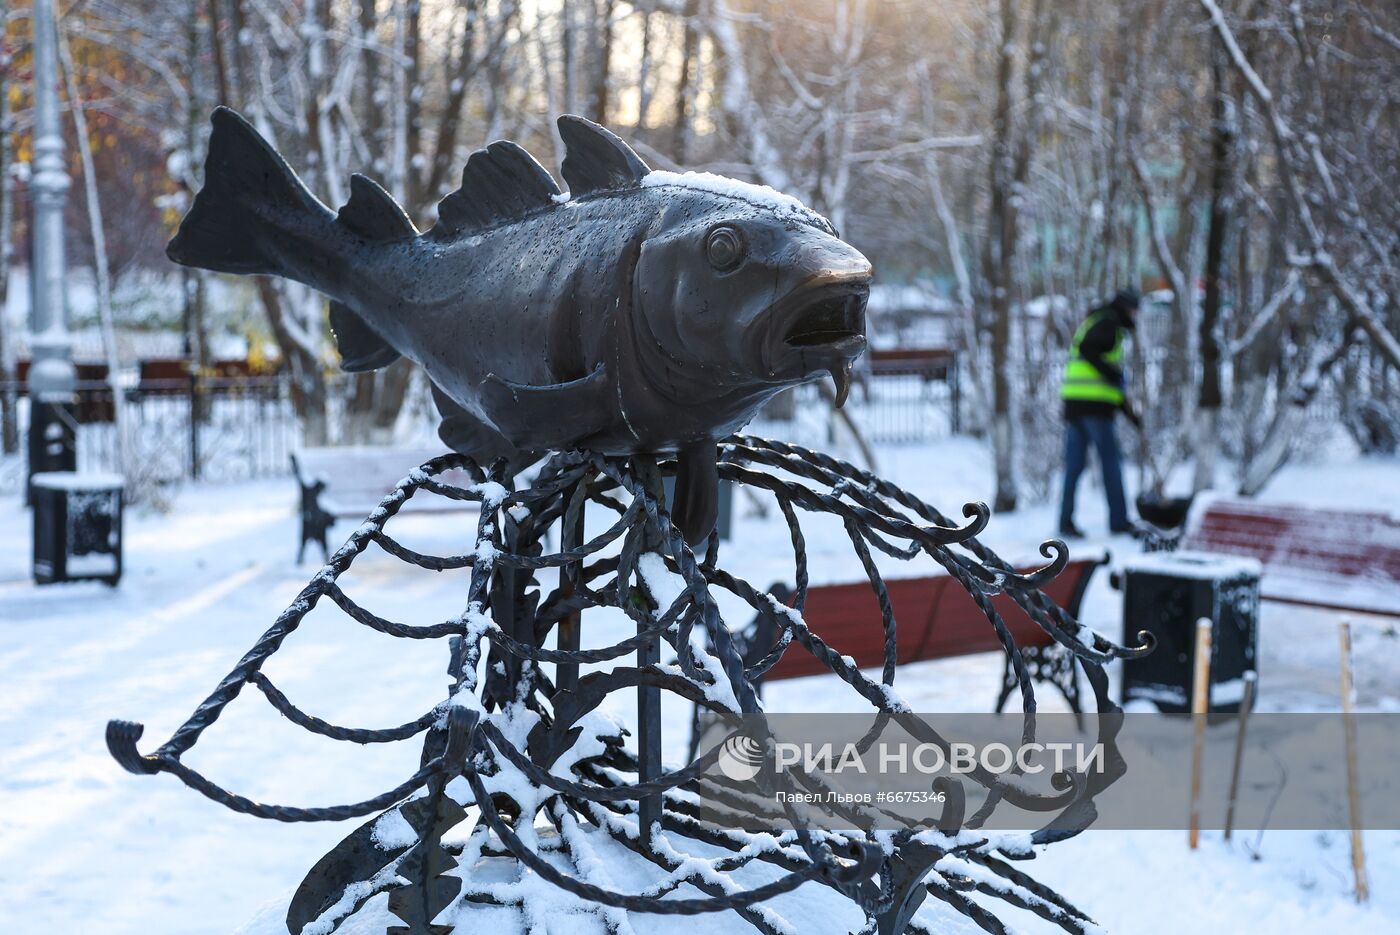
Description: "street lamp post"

(26, 0), (77, 497)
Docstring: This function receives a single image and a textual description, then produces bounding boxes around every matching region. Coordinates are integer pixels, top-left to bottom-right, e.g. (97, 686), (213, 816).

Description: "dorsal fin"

(429, 141), (561, 238)
(557, 115), (649, 196)
(336, 174), (417, 241)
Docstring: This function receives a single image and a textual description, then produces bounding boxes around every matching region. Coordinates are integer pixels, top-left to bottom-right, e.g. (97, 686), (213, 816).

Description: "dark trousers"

(1059, 414), (1128, 531)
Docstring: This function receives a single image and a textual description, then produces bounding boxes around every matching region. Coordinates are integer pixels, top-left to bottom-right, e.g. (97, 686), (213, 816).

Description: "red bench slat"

(1181, 497), (1400, 615)
(761, 559), (1098, 682)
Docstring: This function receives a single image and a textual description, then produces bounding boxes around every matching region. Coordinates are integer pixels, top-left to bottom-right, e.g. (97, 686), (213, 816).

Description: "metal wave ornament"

(165, 108), (872, 544)
(106, 445), (1146, 935)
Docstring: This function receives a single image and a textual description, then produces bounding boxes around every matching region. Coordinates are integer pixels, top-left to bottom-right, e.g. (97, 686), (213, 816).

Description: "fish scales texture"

(166, 107), (872, 543)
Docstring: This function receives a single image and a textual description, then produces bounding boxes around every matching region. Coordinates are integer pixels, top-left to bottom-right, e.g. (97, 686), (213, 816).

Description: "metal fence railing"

(0, 363), (969, 496)
(748, 364), (960, 449)
(0, 376), (301, 495)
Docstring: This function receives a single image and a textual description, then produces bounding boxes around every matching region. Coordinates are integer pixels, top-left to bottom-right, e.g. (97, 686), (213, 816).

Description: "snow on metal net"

(106, 437), (1147, 934)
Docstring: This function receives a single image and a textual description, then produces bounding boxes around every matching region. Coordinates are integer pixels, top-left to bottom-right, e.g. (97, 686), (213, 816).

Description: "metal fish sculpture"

(167, 107), (872, 544)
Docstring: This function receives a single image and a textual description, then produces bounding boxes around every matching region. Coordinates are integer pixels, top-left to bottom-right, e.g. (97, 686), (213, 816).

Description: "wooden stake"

(1223, 670), (1256, 841)
(1338, 620), (1370, 903)
(1188, 617), (1213, 850)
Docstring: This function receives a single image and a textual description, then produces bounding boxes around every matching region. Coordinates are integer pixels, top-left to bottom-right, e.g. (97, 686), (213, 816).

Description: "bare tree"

(981, 0), (1050, 511)
(58, 25), (129, 474)
(1197, 0), (1400, 492)
(37, 0), (1400, 497)
(1192, 39), (1236, 493)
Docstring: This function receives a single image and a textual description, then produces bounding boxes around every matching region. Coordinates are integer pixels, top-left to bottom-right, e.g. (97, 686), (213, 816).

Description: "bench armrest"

(1064, 552), (1110, 620)
(289, 452), (311, 489)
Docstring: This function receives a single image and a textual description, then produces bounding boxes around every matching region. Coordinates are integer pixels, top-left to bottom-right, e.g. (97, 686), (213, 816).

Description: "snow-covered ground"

(1, 439), (1396, 933)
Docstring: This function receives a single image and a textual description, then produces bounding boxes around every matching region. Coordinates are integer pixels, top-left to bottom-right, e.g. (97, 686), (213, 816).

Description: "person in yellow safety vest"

(1058, 289), (1144, 539)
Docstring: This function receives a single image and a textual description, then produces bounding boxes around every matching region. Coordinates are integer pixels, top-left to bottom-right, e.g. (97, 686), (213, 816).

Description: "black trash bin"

(31, 472), (124, 586)
(1120, 550), (1260, 713)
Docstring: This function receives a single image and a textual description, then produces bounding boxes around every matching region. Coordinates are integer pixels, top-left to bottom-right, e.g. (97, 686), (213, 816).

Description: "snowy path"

(1, 483), (465, 932)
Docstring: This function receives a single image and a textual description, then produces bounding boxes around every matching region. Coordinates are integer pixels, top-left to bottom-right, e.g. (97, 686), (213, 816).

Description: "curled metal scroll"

(107, 438), (1142, 933)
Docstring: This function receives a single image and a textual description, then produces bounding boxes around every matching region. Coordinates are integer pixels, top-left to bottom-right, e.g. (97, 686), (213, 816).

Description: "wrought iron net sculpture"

(107, 437), (1147, 934)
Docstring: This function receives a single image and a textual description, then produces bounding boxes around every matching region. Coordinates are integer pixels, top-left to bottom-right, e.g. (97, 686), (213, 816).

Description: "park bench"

(688, 555), (1106, 756)
(290, 446), (478, 562)
(1179, 496), (1400, 618)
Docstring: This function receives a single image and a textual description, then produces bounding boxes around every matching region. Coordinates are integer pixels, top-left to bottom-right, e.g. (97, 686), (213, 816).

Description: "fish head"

(633, 178), (872, 406)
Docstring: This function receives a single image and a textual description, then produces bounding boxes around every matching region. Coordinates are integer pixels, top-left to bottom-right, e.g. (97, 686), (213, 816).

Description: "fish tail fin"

(166, 107), (332, 277)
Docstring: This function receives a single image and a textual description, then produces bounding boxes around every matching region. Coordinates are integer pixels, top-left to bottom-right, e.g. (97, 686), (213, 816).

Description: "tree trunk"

(561, 0), (578, 116)
(357, 0), (386, 177)
(923, 144), (985, 429)
(60, 28), (130, 475)
(585, 0), (615, 125)
(331, 0), (434, 443)
(672, 0), (700, 162)
(0, 0), (17, 455)
(257, 279), (329, 445)
(227, 0), (253, 109)
(1239, 331), (1353, 497)
(182, 0), (211, 378)
(419, 1), (478, 211)
(1194, 46), (1233, 493)
(636, 8), (655, 129)
(403, 1), (423, 201)
(984, 0), (1021, 513)
(209, 0), (231, 105)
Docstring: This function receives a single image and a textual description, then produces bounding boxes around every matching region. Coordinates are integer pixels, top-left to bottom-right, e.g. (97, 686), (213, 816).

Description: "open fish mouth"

(780, 281), (869, 354)
(766, 275), (869, 407)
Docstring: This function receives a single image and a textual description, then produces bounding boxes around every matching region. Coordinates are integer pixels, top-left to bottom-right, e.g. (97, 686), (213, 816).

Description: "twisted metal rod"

(106, 441), (1123, 931)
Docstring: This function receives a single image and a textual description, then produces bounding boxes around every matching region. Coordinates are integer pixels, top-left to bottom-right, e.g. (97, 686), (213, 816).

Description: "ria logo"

(717, 732), (765, 782)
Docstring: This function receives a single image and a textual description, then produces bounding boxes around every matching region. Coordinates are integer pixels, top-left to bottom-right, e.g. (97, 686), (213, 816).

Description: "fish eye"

(705, 225), (746, 272)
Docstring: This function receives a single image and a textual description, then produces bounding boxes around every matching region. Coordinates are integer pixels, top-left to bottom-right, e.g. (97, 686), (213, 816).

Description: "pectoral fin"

(479, 366), (613, 449)
(671, 440), (720, 546)
(431, 382), (531, 467)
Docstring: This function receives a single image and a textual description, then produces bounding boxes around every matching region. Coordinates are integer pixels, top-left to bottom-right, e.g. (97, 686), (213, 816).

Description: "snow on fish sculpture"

(166, 107), (872, 543)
